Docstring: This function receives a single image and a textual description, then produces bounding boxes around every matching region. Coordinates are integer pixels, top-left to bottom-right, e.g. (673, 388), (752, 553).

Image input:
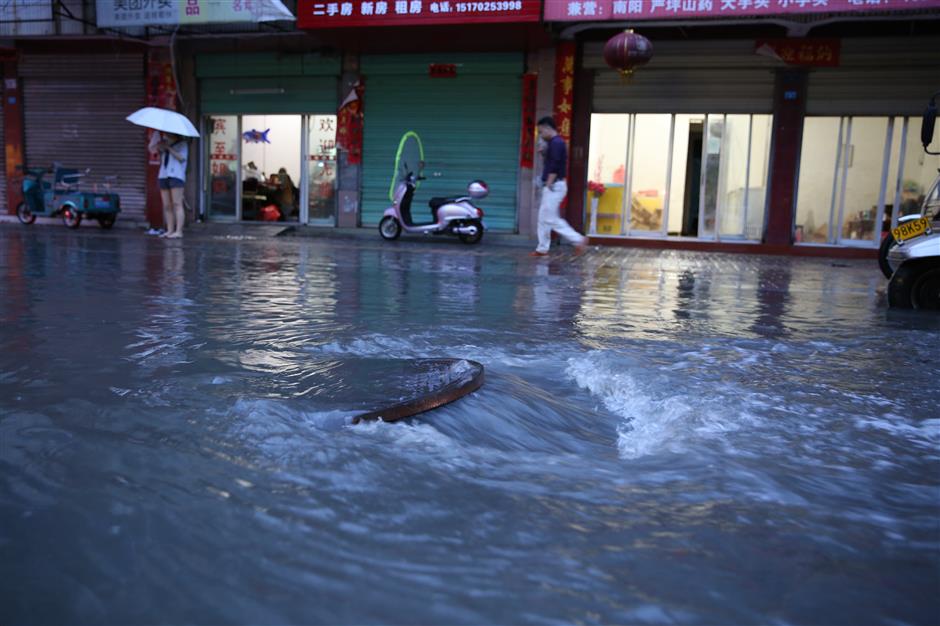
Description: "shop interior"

(794, 116), (940, 246)
(586, 113), (772, 241)
(207, 114), (337, 223)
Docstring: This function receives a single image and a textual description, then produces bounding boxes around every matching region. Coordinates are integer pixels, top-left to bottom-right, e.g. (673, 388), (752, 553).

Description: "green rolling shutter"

(360, 53), (523, 232)
(196, 53), (339, 114)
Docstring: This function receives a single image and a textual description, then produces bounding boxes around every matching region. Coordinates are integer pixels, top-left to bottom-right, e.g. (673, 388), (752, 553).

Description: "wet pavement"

(1, 225), (938, 625)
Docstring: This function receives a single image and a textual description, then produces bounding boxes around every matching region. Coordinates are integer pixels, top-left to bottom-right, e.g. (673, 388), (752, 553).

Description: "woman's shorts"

(159, 177), (185, 190)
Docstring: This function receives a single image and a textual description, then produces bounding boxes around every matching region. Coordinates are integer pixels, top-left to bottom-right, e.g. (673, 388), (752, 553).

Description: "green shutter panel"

(360, 54), (523, 232)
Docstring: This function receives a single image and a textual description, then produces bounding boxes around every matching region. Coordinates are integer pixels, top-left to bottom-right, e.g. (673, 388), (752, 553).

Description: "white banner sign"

(96, 0), (295, 27)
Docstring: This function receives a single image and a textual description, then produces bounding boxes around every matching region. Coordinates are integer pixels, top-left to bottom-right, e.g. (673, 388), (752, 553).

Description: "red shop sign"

(298, 0), (541, 27)
(429, 63), (458, 77)
(543, 0), (940, 21)
(754, 38), (840, 66)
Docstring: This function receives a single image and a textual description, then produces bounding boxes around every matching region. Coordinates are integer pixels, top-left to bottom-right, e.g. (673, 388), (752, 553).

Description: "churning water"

(1, 227), (938, 625)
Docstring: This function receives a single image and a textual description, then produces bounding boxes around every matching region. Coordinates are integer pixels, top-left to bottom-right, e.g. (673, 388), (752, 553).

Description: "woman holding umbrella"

(153, 132), (188, 238)
(126, 107), (200, 238)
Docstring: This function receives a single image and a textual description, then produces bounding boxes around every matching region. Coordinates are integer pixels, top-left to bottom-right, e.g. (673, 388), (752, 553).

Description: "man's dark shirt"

(542, 135), (567, 183)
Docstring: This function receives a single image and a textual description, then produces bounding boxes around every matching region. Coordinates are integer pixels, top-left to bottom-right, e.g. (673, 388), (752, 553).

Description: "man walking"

(531, 116), (588, 257)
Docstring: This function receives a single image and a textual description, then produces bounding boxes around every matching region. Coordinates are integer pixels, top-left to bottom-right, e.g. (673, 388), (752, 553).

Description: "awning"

(96, 0), (294, 28)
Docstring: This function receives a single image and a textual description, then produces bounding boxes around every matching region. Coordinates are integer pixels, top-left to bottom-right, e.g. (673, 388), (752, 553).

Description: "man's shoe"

(529, 251), (549, 257)
(573, 242), (588, 256)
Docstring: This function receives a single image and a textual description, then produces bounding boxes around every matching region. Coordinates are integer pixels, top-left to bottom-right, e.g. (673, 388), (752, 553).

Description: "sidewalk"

(0, 214), (538, 248)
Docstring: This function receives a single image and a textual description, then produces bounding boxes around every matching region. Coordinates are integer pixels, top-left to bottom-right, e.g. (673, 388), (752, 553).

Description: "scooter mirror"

(922, 98), (937, 153)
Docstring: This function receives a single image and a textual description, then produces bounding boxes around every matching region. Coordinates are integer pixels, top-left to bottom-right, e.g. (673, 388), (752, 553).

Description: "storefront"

(18, 51), (147, 221)
(583, 40), (776, 241)
(547, 0), (940, 254)
(358, 52), (525, 231)
(196, 53), (341, 225)
(793, 37), (940, 249)
(297, 0), (546, 233)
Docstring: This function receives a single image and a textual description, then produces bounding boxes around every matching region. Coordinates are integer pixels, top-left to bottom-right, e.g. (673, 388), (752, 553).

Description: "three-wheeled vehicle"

(16, 163), (121, 229)
(884, 93), (940, 309)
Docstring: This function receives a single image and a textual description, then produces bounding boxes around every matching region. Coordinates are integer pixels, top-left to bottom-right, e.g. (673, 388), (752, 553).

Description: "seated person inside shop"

(275, 167), (299, 221)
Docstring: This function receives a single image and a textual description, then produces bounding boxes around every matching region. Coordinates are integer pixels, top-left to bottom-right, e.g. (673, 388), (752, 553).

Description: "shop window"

(204, 114), (338, 224)
(586, 114), (629, 235)
(629, 114), (671, 233)
(587, 113), (771, 241)
(890, 116), (940, 228)
(794, 116), (938, 246)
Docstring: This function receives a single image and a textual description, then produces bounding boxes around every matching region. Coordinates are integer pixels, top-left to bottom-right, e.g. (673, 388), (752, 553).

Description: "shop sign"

(429, 64), (458, 77)
(544, 0), (940, 21)
(755, 38), (840, 66)
(297, 0), (540, 27)
(96, 0), (294, 28)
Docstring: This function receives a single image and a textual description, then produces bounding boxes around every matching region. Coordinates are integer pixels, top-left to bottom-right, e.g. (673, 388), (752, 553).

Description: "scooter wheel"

(16, 202), (36, 225)
(62, 207), (82, 229)
(97, 215), (116, 230)
(458, 221), (484, 245)
(379, 216), (401, 240)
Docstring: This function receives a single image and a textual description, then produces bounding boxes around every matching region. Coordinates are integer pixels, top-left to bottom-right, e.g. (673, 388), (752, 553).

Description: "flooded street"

(1, 227), (938, 625)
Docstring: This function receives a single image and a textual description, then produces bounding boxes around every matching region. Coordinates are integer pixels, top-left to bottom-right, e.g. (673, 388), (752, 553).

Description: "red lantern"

(603, 29), (653, 80)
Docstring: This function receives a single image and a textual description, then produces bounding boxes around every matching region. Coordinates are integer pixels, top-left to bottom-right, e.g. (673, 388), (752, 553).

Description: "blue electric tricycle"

(16, 164), (121, 229)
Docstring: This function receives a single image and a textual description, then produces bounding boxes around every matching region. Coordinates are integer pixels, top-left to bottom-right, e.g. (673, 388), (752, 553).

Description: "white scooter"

(378, 163), (488, 245)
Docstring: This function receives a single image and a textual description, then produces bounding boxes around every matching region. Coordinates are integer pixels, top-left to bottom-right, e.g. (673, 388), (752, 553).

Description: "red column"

(567, 42), (592, 234)
(764, 70), (807, 246)
(145, 51), (178, 228)
(2, 54), (24, 215)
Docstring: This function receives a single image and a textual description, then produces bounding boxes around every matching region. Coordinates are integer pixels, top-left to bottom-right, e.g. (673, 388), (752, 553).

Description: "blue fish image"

(243, 128), (271, 144)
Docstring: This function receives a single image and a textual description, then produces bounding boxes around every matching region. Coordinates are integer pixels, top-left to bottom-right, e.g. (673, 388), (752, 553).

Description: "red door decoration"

(519, 73), (538, 169)
(337, 80), (365, 165)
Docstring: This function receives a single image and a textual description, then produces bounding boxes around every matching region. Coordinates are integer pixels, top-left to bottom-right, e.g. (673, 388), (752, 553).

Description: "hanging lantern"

(603, 29), (653, 81)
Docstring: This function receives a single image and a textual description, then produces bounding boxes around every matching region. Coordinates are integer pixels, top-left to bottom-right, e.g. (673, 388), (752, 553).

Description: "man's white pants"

(536, 180), (586, 253)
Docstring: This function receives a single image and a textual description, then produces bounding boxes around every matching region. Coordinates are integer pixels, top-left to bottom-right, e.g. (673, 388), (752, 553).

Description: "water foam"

(566, 351), (755, 460)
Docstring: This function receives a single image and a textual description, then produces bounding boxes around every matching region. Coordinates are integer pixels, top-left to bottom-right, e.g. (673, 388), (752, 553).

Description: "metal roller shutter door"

(585, 40), (776, 114)
(0, 104), (5, 214)
(360, 53), (523, 231)
(21, 54), (147, 221)
(806, 37), (940, 116)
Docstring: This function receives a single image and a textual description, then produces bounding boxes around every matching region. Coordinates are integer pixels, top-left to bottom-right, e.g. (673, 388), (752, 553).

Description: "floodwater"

(1, 227), (938, 625)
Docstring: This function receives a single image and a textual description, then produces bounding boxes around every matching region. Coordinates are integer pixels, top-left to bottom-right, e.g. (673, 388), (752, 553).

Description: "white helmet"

(467, 179), (489, 199)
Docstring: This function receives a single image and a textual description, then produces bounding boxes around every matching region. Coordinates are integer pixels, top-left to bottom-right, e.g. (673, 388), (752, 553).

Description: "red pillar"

(2, 53), (24, 215)
(567, 41), (592, 233)
(145, 51), (179, 228)
(764, 70), (807, 246)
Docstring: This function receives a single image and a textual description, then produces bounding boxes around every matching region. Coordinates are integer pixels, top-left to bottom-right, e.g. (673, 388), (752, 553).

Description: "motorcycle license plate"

(892, 217), (932, 243)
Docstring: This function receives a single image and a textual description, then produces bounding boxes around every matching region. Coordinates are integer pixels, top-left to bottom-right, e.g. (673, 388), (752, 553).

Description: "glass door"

(306, 115), (338, 226)
(207, 115), (239, 220)
(586, 112), (772, 241)
(836, 117), (892, 246)
(794, 116), (910, 247)
(241, 115), (302, 222)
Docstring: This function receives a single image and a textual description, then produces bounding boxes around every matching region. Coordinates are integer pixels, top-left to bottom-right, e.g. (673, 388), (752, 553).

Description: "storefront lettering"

(548, 0), (937, 19)
(299, 0), (536, 25)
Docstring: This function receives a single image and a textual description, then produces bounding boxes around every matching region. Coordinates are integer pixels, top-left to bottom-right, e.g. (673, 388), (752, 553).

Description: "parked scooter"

(378, 132), (487, 245)
(885, 92), (940, 309)
(379, 168), (487, 244)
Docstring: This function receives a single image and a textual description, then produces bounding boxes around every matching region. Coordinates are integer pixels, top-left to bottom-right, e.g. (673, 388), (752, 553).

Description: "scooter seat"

(428, 196), (463, 211)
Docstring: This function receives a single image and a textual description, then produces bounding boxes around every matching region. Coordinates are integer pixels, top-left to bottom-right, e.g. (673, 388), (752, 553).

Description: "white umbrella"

(126, 107), (200, 138)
